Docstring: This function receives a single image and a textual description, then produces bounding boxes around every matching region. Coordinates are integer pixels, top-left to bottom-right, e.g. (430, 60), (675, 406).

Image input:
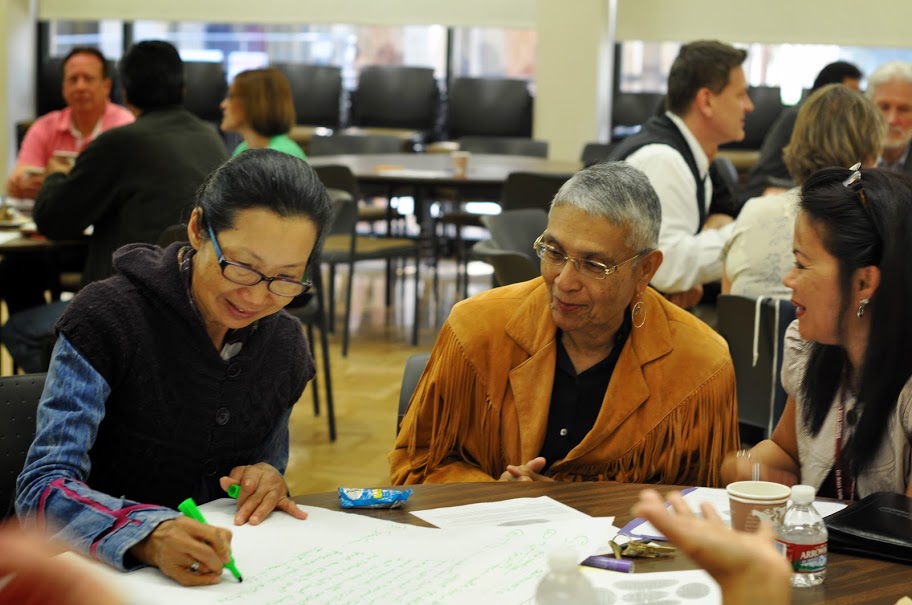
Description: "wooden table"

(295, 482), (911, 605)
(0, 232), (87, 254)
(308, 153), (581, 189)
(289, 126), (425, 153)
(308, 153), (581, 234)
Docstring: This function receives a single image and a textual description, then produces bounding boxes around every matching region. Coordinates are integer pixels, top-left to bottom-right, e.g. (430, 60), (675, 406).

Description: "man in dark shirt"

(2, 41), (229, 372)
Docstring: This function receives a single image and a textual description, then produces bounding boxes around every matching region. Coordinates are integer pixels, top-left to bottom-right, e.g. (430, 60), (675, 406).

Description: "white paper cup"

(52, 150), (78, 167)
(726, 480), (791, 532)
(451, 151), (471, 178)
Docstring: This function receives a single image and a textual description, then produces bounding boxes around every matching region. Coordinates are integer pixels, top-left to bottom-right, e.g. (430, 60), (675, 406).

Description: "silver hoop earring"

(631, 300), (646, 329)
(856, 298), (870, 319)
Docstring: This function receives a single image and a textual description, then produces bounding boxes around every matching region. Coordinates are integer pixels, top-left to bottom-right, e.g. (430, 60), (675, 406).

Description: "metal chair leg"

(307, 322), (320, 416)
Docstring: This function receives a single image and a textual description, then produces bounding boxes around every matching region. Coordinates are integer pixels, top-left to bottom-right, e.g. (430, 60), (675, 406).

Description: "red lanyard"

(834, 383), (857, 501)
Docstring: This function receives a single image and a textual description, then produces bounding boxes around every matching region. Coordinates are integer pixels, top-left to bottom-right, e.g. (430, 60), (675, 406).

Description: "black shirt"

(538, 314), (632, 472)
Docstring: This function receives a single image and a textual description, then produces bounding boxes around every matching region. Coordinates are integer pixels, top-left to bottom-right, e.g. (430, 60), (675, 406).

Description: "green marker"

(177, 497), (244, 582)
(227, 484), (241, 499)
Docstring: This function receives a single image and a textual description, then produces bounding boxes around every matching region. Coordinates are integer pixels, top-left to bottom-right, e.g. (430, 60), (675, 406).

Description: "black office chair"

(397, 353), (430, 435)
(434, 171), (568, 299)
(611, 92), (665, 141)
(309, 135), (406, 233)
(320, 190), (422, 356)
(182, 61), (228, 123)
(480, 208), (548, 261)
(284, 266), (336, 442)
(313, 165), (359, 198)
(272, 63), (343, 128)
(471, 239), (539, 288)
(351, 65), (440, 138)
(716, 294), (796, 445)
(580, 142), (618, 167)
(447, 77), (532, 139)
(475, 208), (547, 288)
(0, 373), (46, 519)
(722, 86), (784, 151)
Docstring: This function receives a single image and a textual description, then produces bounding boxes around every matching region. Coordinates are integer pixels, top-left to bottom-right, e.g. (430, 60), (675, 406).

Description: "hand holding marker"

(177, 497), (244, 582)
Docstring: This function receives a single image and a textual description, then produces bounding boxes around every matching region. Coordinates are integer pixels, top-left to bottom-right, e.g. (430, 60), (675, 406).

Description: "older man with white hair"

(868, 61), (912, 175)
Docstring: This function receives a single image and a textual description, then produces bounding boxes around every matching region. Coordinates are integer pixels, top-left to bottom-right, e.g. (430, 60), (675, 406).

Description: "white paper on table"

(411, 495), (620, 555)
(627, 487), (848, 540)
(575, 567), (722, 605)
(410, 495), (599, 528)
(0, 231), (21, 244)
(82, 498), (616, 605)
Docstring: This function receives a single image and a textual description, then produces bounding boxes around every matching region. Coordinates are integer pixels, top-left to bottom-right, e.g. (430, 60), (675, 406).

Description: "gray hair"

(549, 161), (661, 252)
(866, 61), (912, 98)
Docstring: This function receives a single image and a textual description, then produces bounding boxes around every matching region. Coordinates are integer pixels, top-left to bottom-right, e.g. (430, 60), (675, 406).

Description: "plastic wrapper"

(339, 487), (413, 509)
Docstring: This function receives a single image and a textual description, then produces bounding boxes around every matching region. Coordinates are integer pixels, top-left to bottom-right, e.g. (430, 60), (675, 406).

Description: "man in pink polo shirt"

(6, 47), (134, 199)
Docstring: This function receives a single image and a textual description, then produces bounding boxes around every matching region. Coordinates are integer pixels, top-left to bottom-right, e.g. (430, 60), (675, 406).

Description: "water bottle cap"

(547, 547), (580, 571)
(790, 484), (816, 503)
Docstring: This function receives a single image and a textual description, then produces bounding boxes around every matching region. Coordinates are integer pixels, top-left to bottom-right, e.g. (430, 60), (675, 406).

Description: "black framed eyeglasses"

(533, 233), (649, 280)
(206, 223), (311, 297)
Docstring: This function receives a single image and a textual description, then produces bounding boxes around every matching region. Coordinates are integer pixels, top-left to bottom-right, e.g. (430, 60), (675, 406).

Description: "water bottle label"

(775, 540), (827, 573)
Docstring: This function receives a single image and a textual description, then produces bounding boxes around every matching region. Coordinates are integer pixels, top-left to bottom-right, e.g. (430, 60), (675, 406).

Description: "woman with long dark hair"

(722, 166), (912, 499)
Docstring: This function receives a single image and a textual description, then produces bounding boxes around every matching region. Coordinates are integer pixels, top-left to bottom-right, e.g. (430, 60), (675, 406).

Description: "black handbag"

(824, 491), (912, 565)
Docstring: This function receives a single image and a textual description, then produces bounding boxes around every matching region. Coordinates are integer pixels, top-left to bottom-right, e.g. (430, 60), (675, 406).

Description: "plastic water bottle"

(775, 484), (827, 587)
(535, 548), (598, 604)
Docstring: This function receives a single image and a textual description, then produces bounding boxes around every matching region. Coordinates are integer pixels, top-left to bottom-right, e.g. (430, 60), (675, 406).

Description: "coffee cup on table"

(51, 150), (78, 168)
(451, 151), (471, 179)
(726, 480), (791, 532)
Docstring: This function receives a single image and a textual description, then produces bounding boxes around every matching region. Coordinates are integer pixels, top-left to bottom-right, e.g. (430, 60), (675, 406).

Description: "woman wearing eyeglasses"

(16, 149), (333, 585)
(722, 167), (912, 499)
(391, 161), (739, 486)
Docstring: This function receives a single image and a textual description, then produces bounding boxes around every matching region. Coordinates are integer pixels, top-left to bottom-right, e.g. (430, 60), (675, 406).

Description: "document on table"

(84, 498), (615, 605)
(410, 495), (603, 528)
(577, 568), (722, 605)
(622, 487), (849, 540)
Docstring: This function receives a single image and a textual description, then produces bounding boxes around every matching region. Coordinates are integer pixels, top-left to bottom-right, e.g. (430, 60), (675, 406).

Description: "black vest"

(609, 114), (707, 232)
(57, 243), (311, 509)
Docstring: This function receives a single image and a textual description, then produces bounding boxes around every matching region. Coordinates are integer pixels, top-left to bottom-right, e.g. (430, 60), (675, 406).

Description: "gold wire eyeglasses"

(533, 234), (649, 280)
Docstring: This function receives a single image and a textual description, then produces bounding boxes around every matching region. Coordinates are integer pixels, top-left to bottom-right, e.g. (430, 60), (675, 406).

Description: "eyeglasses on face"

(533, 234), (649, 280)
(206, 223), (311, 297)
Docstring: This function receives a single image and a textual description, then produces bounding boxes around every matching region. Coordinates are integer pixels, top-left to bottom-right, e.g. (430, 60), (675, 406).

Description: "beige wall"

(535, 0), (614, 161)
(39, 0), (912, 45)
(617, 0), (912, 46)
(38, 0), (536, 27)
(2, 0), (36, 185)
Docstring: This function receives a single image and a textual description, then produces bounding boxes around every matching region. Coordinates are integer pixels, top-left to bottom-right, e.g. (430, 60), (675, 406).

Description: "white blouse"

(722, 188), (798, 299)
(781, 321), (912, 497)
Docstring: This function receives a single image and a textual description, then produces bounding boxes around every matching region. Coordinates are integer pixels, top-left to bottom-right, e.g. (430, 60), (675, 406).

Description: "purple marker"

(582, 555), (635, 573)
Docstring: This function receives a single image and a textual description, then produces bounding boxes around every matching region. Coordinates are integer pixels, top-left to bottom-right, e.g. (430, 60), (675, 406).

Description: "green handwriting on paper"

(213, 523), (595, 605)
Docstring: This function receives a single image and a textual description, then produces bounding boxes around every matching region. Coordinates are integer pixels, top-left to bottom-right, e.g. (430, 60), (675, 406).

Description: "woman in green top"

(220, 67), (307, 160)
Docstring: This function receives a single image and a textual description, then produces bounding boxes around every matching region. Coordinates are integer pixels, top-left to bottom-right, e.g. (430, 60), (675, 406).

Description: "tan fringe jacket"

(389, 279), (739, 487)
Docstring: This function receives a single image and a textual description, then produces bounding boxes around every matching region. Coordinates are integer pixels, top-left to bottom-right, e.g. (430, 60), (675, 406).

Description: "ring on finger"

(189, 560), (201, 573)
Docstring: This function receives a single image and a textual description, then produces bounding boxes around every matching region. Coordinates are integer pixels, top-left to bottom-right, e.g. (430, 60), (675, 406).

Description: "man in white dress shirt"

(610, 41), (753, 308)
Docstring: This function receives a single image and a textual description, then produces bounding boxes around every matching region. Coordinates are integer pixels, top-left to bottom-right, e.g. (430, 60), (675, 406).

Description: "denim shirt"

(15, 334), (291, 571)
